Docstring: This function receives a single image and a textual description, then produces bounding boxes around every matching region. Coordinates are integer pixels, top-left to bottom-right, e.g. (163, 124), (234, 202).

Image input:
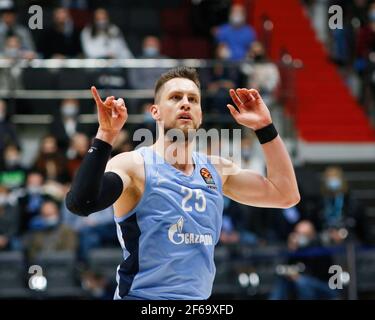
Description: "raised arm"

(219, 88), (300, 208)
(65, 86), (129, 216)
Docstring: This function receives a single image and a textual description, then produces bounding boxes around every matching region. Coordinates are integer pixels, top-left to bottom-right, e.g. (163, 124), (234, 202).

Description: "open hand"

(227, 88), (272, 131)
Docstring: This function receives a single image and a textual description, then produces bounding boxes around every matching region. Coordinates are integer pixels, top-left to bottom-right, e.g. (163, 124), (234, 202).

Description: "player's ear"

(150, 104), (161, 121)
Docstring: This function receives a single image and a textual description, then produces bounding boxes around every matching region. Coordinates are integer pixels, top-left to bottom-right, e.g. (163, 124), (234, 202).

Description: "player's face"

(152, 78), (202, 136)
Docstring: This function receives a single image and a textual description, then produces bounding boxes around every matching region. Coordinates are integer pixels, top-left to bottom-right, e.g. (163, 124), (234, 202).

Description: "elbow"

(65, 192), (91, 217)
(279, 192), (301, 209)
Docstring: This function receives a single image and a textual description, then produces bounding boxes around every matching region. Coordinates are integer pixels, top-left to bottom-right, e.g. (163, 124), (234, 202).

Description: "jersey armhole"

(114, 147), (151, 223)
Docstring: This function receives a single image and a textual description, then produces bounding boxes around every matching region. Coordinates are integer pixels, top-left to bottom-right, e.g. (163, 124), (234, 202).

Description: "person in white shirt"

(80, 8), (133, 59)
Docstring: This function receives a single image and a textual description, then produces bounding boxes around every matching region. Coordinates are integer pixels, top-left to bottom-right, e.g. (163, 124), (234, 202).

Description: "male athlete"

(66, 67), (300, 300)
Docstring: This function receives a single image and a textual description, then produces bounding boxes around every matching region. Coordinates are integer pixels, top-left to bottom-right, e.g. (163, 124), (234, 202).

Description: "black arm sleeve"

(65, 138), (124, 216)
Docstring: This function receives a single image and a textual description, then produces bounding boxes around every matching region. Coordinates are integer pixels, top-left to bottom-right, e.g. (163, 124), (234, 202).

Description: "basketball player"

(66, 67), (300, 300)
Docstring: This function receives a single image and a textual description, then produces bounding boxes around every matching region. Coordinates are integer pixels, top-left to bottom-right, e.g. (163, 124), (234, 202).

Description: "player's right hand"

(91, 86), (128, 134)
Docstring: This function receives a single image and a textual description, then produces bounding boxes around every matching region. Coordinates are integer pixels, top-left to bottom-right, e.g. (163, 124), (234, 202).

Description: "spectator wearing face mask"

(269, 220), (337, 300)
(80, 8), (133, 59)
(241, 41), (280, 107)
(0, 4), (36, 54)
(0, 144), (26, 190)
(33, 135), (69, 183)
(239, 131), (265, 176)
(50, 98), (95, 151)
(38, 7), (82, 59)
(213, 4), (257, 61)
(25, 199), (77, 261)
(319, 166), (364, 244)
(66, 132), (90, 179)
(206, 43), (240, 113)
(128, 36), (169, 110)
(17, 171), (47, 234)
(0, 34), (36, 60)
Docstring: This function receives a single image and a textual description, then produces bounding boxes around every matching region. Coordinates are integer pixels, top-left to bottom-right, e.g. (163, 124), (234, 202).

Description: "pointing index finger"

(91, 86), (103, 105)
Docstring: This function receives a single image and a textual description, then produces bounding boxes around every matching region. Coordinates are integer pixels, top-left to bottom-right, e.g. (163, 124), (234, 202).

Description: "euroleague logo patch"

(200, 168), (217, 190)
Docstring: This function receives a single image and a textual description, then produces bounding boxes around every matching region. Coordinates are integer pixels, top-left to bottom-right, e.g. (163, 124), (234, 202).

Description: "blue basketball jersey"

(113, 146), (224, 300)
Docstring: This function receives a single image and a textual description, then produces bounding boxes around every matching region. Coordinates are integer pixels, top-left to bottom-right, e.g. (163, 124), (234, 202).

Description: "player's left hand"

(227, 88), (272, 131)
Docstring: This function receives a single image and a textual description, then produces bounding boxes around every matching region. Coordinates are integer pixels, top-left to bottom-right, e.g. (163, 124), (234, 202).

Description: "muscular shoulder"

(105, 150), (144, 191)
(207, 155), (241, 185)
(106, 150), (143, 175)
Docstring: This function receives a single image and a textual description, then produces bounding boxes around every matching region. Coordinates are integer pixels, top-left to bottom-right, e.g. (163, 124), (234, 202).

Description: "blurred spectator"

(50, 98), (95, 151)
(0, 185), (20, 251)
(239, 132), (265, 176)
(0, 99), (19, 165)
(18, 170), (47, 234)
(133, 102), (156, 148)
(39, 7), (82, 58)
(81, 269), (116, 300)
(269, 220), (337, 300)
(318, 166), (364, 244)
(25, 199), (77, 261)
(213, 4), (256, 61)
(0, 34), (36, 60)
(80, 8), (133, 59)
(241, 41), (280, 106)
(112, 129), (134, 157)
(0, 3), (36, 54)
(220, 196), (258, 245)
(33, 135), (69, 183)
(66, 132), (89, 179)
(128, 36), (168, 88)
(62, 203), (116, 263)
(0, 144), (26, 190)
(206, 43), (240, 113)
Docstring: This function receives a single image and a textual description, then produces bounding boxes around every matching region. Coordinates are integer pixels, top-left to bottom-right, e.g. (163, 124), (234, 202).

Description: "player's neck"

(153, 137), (195, 173)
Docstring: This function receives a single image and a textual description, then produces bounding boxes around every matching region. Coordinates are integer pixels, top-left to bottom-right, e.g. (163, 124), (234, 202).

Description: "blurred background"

(0, 0), (375, 300)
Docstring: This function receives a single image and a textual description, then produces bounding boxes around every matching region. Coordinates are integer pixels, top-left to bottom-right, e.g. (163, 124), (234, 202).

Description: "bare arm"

(216, 88), (300, 208)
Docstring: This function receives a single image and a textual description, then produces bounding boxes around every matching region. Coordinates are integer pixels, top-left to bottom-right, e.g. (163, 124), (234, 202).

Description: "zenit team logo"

(200, 168), (217, 190)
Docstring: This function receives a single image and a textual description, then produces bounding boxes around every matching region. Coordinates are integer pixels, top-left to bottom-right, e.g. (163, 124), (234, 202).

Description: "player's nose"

(180, 95), (191, 110)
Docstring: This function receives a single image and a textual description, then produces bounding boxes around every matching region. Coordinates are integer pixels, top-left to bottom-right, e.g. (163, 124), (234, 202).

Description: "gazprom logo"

(168, 217), (213, 245)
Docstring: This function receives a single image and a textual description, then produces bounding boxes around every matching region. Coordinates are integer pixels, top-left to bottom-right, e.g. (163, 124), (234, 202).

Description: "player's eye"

(189, 97), (198, 103)
(171, 95), (181, 101)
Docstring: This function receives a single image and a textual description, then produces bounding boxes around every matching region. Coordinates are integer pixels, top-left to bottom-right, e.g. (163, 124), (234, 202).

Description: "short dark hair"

(154, 67), (200, 102)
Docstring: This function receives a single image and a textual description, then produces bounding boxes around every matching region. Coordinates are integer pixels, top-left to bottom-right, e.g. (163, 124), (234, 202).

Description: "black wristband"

(255, 123), (278, 144)
(90, 138), (113, 155)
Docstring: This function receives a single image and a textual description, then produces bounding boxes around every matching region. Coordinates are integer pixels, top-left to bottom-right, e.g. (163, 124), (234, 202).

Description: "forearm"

(65, 138), (123, 216)
(261, 135), (300, 204)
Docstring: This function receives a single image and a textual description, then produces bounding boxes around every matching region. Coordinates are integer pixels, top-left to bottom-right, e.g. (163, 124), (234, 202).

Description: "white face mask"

(27, 186), (42, 194)
(230, 13), (245, 26)
(43, 216), (59, 227)
(143, 46), (159, 57)
(326, 177), (342, 191)
(5, 156), (20, 167)
(297, 234), (310, 247)
(62, 104), (78, 117)
(5, 47), (19, 58)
